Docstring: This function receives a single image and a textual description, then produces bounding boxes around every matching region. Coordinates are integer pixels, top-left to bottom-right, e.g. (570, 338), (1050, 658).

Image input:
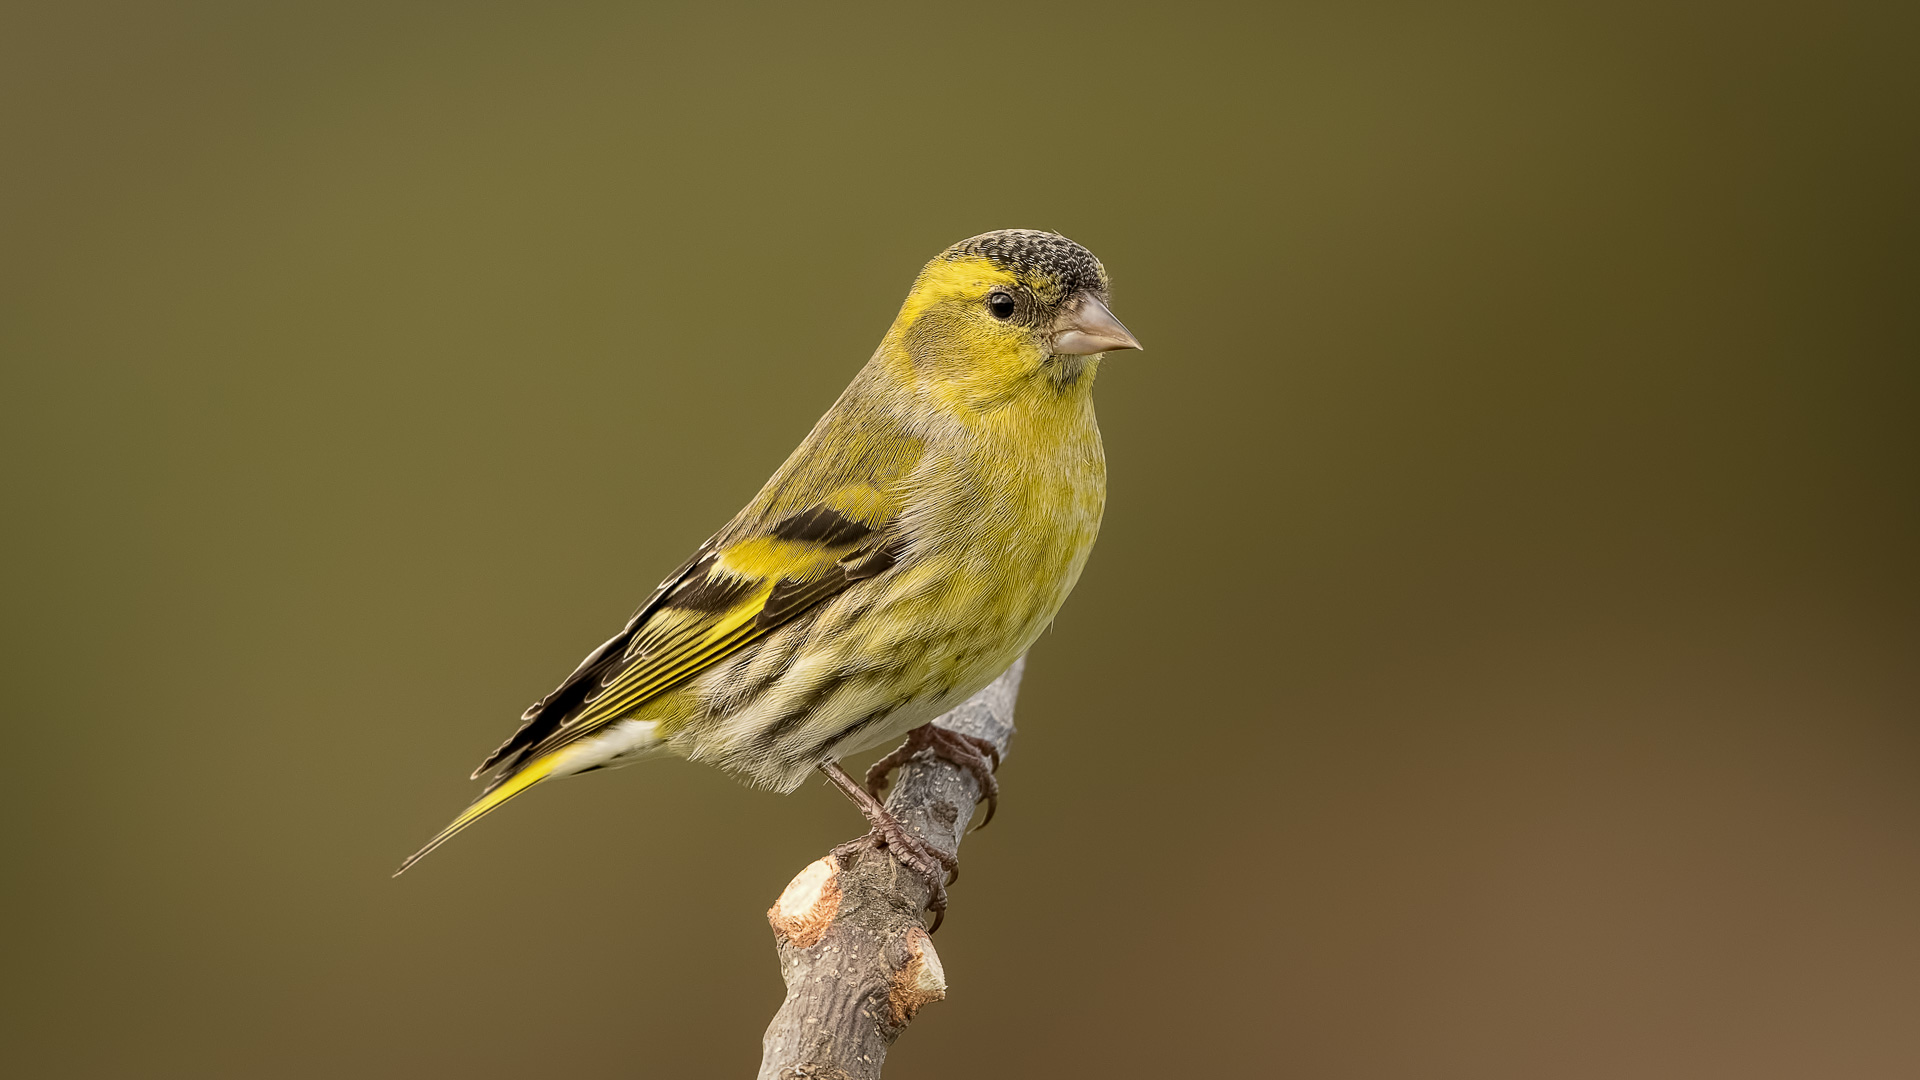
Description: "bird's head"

(884, 229), (1141, 409)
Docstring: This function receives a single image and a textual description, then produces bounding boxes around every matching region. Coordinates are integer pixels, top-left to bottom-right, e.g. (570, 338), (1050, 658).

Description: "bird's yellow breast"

(846, 374), (1107, 701)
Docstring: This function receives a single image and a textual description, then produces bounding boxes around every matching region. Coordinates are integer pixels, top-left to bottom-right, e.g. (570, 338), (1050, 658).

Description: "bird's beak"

(1051, 294), (1143, 356)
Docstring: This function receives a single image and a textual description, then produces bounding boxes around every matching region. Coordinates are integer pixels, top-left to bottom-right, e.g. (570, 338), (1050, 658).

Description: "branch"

(758, 656), (1025, 1080)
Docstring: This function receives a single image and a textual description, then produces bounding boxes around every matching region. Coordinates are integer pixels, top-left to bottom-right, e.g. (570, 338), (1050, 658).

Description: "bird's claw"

(832, 822), (959, 931)
(865, 724), (1002, 832)
(819, 759), (963, 932)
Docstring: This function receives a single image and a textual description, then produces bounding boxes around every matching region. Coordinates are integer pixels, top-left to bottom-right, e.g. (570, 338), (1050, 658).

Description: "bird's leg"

(865, 723), (1002, 831)
(820, 760), (957, 925)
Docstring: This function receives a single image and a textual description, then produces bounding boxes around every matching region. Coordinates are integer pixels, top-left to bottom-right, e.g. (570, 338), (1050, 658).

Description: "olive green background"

(4, 2), (1916, 1076)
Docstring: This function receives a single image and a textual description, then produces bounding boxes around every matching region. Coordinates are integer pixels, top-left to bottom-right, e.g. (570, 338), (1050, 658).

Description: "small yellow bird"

(398, 230), (1140, 909)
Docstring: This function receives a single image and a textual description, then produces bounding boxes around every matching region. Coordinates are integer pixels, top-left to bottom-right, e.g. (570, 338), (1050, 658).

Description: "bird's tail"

(394, 755), (558, 876)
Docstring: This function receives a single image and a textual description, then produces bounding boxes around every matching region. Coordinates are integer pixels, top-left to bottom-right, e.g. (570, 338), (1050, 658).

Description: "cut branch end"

(768, 857), (842, 948)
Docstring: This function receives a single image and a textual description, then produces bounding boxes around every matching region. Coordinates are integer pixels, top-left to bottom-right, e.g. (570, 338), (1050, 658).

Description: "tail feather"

(394, 756), (558, 876)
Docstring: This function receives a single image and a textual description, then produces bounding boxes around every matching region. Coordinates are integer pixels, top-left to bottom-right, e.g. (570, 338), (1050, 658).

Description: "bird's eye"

(986, 292), (1016, 320)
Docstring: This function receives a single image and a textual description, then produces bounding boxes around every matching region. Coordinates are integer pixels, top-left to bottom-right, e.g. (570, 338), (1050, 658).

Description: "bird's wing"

(474, 500), (903, 783)
(475, 379), (926, 780)
(394, 390), (929, 876)
(397, 499), (905, 874)
(469, 541), (715, 780)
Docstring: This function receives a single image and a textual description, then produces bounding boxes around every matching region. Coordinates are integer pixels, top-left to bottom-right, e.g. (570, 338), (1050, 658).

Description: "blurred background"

(3, 1), (1916, 1076)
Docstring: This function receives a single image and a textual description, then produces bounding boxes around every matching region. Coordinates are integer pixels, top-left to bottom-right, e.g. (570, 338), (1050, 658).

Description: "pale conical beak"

(1051, 294), (1143, 356)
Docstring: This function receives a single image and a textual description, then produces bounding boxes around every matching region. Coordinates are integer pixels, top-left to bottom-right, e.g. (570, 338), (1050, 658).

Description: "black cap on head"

(944, 229), (1108, 298)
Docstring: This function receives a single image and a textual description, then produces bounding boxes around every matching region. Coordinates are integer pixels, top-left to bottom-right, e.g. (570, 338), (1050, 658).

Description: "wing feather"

(470, 541), (716, 779)
(480, 503), (901, 784)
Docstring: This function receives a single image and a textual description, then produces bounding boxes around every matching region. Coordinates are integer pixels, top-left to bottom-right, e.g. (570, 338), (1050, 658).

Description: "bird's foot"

(865, 723), (1001, 831)
(831, 821), (957, 928)
(819, 760), (959, 931)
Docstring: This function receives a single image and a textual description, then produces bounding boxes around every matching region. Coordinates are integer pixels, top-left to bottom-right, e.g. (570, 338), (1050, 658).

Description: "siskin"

(398, 230), (1140, 909)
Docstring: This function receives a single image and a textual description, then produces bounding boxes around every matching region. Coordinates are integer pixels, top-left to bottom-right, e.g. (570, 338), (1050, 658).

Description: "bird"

(397, 229), (1140, 914)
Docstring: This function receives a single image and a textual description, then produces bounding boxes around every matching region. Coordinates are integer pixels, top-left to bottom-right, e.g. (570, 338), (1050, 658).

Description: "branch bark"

(758, 656), (1024, 1080)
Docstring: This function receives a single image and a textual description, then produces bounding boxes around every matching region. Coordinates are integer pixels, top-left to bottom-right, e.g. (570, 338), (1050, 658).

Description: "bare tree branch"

(758, 656), (1025, 1080)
